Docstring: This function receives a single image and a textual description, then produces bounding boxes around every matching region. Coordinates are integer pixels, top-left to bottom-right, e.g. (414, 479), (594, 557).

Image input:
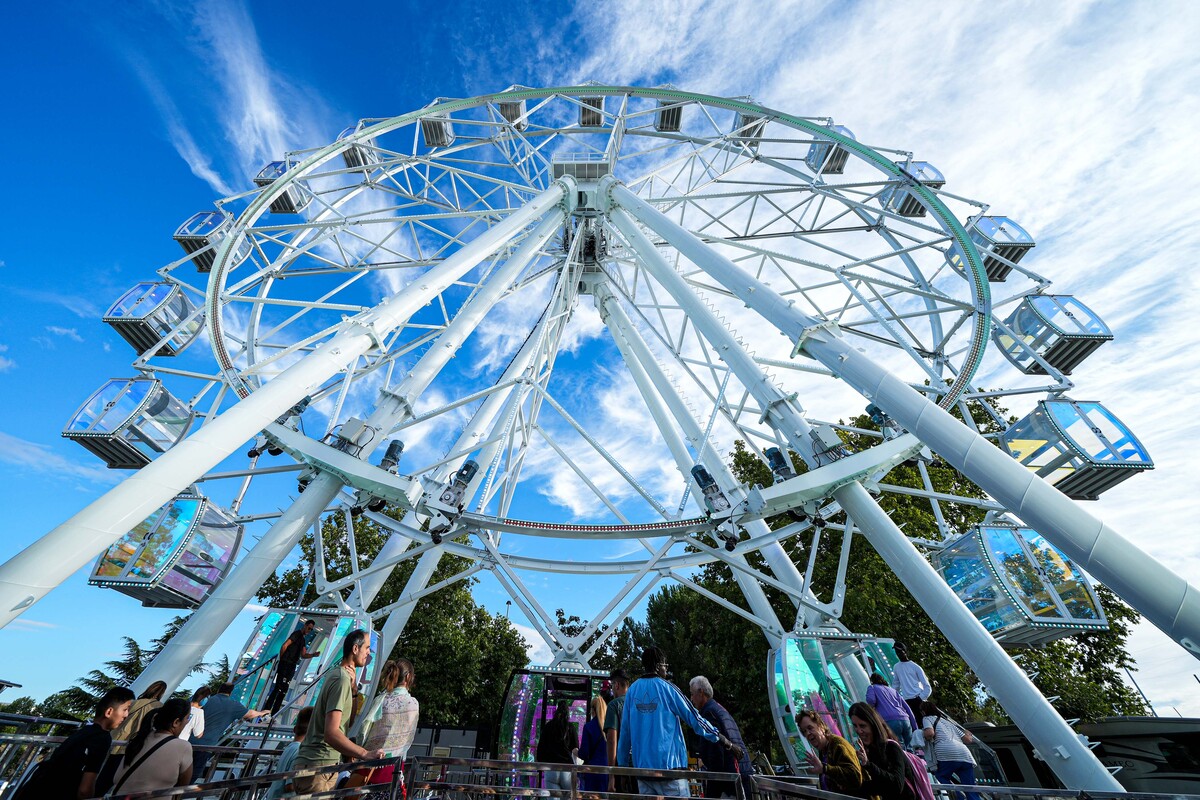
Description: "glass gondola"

(89, 494), (242, 608)
(767, 633), (895, 772)
(495, 666), (606, 765)
(173, 210), (253, 273)
(231, 608), (377, 730)
(63, 378), (193, 468)
(879, 161), (944, 217)
(253, 161), (312, 214)
(934, 523), (1108, 646)
(805, 124), (855, 175)
(337, 124), (379, 170)
(995, 294), (1113, 375)
(103, 282), (202, 356)
(1001, 398), (1152, 499)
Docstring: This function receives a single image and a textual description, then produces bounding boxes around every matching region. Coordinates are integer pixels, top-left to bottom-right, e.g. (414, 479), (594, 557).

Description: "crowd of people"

(13, 629), (980, 800)
(14, 623), (419, 799)
(799, 643), (981, 800)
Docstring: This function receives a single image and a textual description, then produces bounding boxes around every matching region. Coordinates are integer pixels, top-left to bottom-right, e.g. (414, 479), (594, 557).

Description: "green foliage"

(662, 401), (1153, 760)
(30, 615), (209, 723)
(255, 510), (530, 730)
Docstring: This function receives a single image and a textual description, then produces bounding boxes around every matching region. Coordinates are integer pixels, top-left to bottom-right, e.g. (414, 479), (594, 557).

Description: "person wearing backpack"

(849, 702), (935, 800)
(920, 701), (980, 800)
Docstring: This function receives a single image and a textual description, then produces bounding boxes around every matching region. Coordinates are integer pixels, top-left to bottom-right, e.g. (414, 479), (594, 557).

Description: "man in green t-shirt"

(603, 668), (634, 793)
(294, 629), (383, 793)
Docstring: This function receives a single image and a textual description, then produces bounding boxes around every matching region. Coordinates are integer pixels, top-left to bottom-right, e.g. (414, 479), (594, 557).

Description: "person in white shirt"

(179, 687), (210, 741)
(891, 643), (931, 722)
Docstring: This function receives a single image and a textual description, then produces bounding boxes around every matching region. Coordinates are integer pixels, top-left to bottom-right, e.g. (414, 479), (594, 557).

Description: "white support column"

(349, 211), (564, 608)
(609, 176), (1200, 664)
(86, 197), (568, 698)
(597, 282), (785, 640)
(604, 180), (1124, 791)
(363, 285), (571, 666)
(596, 279), (823, 626)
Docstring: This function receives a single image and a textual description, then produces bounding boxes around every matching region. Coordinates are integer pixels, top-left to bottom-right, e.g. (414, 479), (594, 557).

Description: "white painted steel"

(613, 176), (1200, 663)
(8, 187), (567, 699)
(609, 178), (1124, 791)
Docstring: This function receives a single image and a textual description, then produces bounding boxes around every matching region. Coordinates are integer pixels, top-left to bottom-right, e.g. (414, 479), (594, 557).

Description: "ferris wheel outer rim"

(202, 84), (992, 410)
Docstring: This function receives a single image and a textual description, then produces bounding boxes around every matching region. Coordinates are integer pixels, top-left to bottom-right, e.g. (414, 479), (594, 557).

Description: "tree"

(255, 510), (530, 730)
(36, 615), (212, 721)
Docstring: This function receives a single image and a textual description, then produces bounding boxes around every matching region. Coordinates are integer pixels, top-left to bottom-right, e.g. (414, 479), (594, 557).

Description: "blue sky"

(1, 0), (1198, 719)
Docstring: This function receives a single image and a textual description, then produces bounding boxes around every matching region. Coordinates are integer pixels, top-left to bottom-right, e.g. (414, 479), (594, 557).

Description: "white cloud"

(9, 618), (59, 632)
(512, 622), (554, 665)
(46, 326), (84, 343)
(0, 344), (13, 373)
(0, 432), (122, 485)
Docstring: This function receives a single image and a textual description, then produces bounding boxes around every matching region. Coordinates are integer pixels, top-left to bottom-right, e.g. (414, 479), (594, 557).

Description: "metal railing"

(4, 743), (1200, 800)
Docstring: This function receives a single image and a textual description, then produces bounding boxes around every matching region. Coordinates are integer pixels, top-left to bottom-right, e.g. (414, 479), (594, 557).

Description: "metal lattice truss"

(4, 86), (1197, 792)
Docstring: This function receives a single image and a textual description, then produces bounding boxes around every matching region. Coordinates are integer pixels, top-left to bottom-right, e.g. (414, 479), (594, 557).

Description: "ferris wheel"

(1, 85), (1195, 790)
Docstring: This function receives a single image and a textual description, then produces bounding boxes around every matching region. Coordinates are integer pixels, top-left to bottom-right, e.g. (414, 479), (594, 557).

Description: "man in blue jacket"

(617, 647), (743, 797)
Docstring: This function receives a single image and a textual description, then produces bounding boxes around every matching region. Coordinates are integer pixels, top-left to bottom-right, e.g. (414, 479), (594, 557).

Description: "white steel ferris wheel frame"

(0, 85), (1196, 790)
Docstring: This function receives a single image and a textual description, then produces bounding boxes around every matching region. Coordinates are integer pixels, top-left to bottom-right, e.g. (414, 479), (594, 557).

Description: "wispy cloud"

(0, 344), (14, 373)
(0, 431), (122, 486)
(6, 286), (100, 318)
(46, 326), (84, 343)
(9, 618), (60, 632)
(512, 622), (553, 665)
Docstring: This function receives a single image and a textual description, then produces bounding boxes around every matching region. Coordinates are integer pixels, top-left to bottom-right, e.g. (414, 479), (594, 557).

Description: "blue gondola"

(103, 282), (202, 356)
(231, 608), (377, 730)
(1001, 398), (1152, 499)
(767, 633), (894, 771)
(63, 378), (193, 468)
(89, 494), (242, 608)
(995, 294), (1113, 374)
(935, 523), (1108, 646)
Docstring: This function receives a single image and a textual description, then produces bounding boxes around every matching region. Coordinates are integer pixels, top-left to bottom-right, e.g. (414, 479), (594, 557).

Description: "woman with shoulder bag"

(108, 699), (193, 797)
(920, 701), (980, 800)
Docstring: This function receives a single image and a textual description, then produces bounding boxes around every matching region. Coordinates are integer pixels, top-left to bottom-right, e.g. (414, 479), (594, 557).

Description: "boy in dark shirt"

(15, 686), (135, 800)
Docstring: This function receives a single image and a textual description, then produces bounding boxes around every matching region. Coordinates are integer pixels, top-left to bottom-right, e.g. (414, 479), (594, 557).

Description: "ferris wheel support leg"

(596, 280), (820, 628)
(348, 212), (565, 609)
(833, 481), (1122, 789)
(0, 183), (571, 640)
(611, 177), (1200, 663)
(609, 180), (1123, 790)
(597, 285), (784, 639)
